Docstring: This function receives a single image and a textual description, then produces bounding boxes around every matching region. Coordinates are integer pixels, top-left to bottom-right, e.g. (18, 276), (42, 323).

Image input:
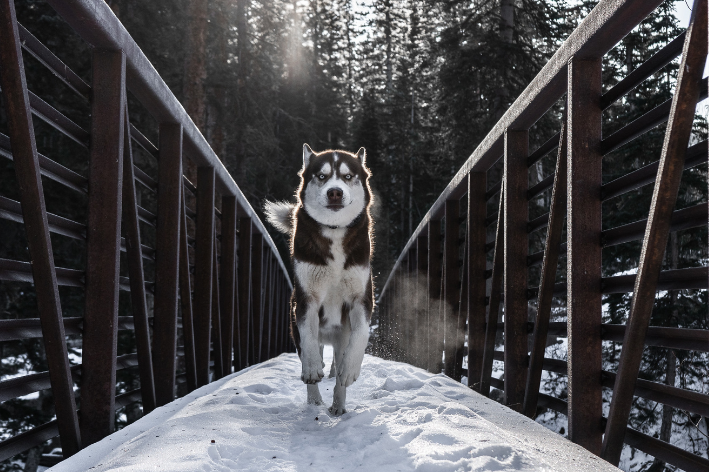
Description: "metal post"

(220, 196), (237, 375)
(503, 129), (529, 411)
(81, 49), (125, 445)
(153, 122), (183, 405)
(467, 173), (487, 390)
(194, 167), (215, 386)
(567, 56), (603, 454)
(427, 220), (443, 373)
(178, 191), (197, 390)
(236, 217), (252, 369)
(121, 105), (156, 413)
(250, 234), (264, 365)
(211, 231), (223, 379)
(444, 199), (461, 378)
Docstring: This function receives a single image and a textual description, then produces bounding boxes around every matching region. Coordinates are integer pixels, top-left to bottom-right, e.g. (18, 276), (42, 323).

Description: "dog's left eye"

(345, 174), (352, 180)
(318, 174), (325, 180)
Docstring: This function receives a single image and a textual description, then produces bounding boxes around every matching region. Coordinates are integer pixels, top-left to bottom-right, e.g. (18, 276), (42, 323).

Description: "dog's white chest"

(294, 228), (369, 307)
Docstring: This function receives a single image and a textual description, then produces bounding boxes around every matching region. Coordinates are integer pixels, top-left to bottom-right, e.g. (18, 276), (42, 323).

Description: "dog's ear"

(355, 147), (366, 166)
(303, 144), (314, 168)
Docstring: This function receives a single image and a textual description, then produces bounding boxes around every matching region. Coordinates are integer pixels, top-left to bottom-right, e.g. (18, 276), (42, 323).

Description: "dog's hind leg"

(328, 357), (337, 378)
(307, 384), (324, 405)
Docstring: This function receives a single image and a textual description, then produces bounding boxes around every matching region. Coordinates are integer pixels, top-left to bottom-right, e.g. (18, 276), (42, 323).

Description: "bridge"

(0, 0), (707, 471)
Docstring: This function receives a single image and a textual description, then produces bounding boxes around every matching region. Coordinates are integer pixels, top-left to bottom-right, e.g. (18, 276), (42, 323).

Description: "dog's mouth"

(326, 204), (344, 211)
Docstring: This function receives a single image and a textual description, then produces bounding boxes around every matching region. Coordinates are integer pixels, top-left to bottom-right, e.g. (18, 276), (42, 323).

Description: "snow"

(50, 350), (619, 472)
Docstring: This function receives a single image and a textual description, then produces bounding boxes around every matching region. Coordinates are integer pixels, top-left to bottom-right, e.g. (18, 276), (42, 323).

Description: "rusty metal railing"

(0, 0), (292, 463)
(373, 0), (709, 470)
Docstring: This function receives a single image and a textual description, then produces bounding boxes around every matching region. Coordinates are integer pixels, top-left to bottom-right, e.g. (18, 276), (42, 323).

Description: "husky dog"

(264, 144), (374, 415)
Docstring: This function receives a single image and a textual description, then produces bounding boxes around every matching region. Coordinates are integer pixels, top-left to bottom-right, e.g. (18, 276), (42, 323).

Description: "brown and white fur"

(264, 144), (374, 415)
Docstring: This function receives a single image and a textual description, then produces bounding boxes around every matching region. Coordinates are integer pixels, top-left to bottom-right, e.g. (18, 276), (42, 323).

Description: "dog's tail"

(263, 200), (296, 235)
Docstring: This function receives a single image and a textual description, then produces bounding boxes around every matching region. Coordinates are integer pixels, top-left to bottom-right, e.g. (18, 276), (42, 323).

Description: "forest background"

(0, 0), (707, 471)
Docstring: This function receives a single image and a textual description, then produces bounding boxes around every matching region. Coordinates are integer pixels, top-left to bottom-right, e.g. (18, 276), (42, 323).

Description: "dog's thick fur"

(265, 144), (374, 415)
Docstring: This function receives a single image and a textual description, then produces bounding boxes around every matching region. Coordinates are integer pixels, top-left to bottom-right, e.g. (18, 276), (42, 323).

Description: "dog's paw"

(328, 405), (347, 416)
(301, 363), (325, 384)
(307, 395), (324, 406)
(336, 358), (361, 388)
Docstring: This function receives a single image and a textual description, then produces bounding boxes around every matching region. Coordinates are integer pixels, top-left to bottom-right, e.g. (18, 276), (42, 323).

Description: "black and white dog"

(265, 144), (374, 415)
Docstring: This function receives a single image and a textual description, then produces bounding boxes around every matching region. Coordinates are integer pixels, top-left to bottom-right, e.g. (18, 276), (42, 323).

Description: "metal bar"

(479, 182), (504, 397)
(178, 190), (197, 391)
(250, 234), (264, 365)
(220, 196), (237, 375)
(81, 48), (125, 446)
(0, 317), (82, 341)
(443, 199), (461, 378)
(602, 324), (708, 352)
(567, 56), (603, 454)
(121, 104), (155, 413)
(194, 166), (215, 386)
(601, 140), (706, 201)
(16, 23), (90, 99)
(503, 130), (528, 411)
(236, 217), (252, 370)
(467, 173), (487, 390)
(600, 32), (685, 109)
(526, 132), (560, 168)
(602, 202), (706, 247)
(602, 3), (708, 463)
(416, 235), (428, 369)
(260, 252), (273, 361)
(0, 2), (81, 455)
(0, 421), (59, 463)
(153, 122), (183, 405)
(601, 77), (707, 156)
(426, 221), (443, 373)
(0, 133), (87, 193)
(523, 121), (567, 418)
(211, 230), (223, 379)
(270, 268), (281, 359)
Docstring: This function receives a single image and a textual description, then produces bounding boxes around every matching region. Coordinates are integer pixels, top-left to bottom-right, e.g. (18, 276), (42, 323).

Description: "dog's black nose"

(327, 187), (343, 203)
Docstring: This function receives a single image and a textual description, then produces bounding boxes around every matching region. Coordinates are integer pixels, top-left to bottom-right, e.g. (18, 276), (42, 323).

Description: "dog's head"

(297, 144), (371, 228)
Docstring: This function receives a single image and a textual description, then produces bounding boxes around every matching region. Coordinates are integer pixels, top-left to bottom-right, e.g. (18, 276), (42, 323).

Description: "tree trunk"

(23, 447), (40, 472)
(209, 0), (229, 160)
(184, 0), (209, 132)
(234, 0), (249, 178)
(494, 0), (514, 119)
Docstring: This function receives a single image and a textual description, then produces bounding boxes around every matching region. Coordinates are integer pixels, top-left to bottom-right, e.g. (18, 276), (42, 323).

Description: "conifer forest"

(0, 0), (707, 470)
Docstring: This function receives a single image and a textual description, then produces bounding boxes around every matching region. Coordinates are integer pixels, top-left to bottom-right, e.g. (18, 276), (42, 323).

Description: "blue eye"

(318, 174), (325, 180)
(345, 174), (352, 180)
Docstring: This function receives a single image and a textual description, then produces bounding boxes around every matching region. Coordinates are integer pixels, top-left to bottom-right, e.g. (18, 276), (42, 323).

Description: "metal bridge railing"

(373, 0), (709, 470)
(0, 0), (292, 463)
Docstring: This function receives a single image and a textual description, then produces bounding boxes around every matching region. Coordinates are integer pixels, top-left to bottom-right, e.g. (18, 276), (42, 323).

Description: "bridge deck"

(49, 352), (618, 472)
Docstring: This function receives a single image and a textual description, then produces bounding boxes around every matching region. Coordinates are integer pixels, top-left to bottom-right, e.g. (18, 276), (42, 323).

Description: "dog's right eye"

(318, 174), (325, 180)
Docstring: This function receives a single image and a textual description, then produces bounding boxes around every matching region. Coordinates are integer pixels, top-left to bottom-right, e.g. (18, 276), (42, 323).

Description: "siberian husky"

(265, 144), (374, 415)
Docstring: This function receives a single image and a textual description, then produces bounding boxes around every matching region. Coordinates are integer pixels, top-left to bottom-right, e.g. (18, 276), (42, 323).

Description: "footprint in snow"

(243, 383), (274, 395)
(379, 377), (425, 392)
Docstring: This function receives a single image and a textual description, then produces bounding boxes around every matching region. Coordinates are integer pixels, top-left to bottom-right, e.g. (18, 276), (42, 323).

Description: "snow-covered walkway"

(50, 351), (618, 471)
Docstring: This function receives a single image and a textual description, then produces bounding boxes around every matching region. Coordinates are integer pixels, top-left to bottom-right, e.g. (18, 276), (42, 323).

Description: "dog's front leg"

(297, 301), (325, 385)
(337, 303), (370, 388)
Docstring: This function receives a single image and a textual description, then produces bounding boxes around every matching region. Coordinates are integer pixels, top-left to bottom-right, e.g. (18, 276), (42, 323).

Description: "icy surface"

(51, 351), (619, 471)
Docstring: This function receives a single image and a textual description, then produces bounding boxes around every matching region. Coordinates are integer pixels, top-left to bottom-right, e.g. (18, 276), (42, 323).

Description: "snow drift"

(50, 351), (619, 471)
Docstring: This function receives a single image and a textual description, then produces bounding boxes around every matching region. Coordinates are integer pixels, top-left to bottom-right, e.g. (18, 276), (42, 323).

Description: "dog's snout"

(327, 188), (343, 203)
